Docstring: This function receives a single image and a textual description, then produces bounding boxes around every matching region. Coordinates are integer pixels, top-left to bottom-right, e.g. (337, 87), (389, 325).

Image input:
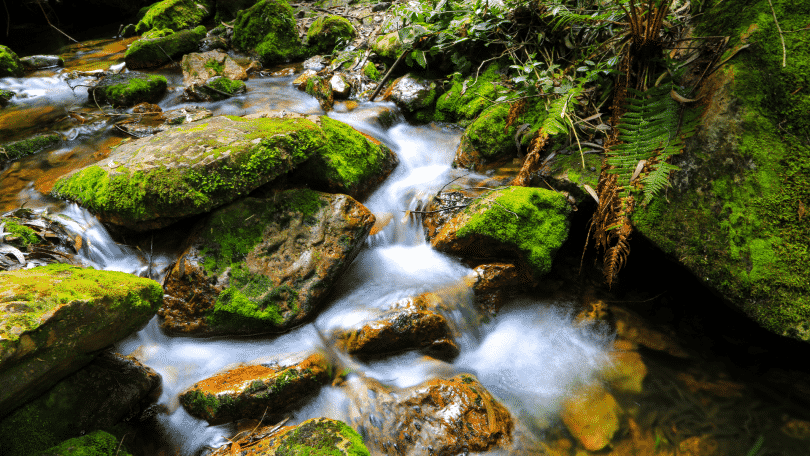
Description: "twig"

(3, 0), (9, 37)
(201, 83), (233, 97)
(494, 200), (520, 219)
(36, 0), (83, 47)
(406, 205), (469, 215)
(435, 173), (471, 196)
(114, 433), (128, 456)
(766, 0), (787, 67)
(369, 48), (409, 102)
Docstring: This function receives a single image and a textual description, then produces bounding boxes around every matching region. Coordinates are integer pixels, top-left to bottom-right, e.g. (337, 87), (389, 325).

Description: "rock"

(180, 352), (330, 424)
(199, 34), (229, 52)
(19, 55), (64, 70)
(334, 292), (459, 360)
(677, 435), (719, 456)
(330, 72), (352, 99)
(384, 73), (440, 123)
(600, 340), (647, 393)
(347, 374), (512, 455)
(90, 72), (168, 107)
(434, 64), (505, 126)
(467, 263), (534, 313)
(125, 26), (207, 69)
(234, 417), (370, 456)
(304, 74), (334, 111)
(0, 44), (24, 77)
(0, 89), (13, 107)
(372, 29), (412, 59)
(0, 264), (163, 419)
(34, 430), (133, 456)
(185, 76), (247, 101)
(453, 104), (515, 171)
(0, 351), (160, 455)
(0, 133), (61, 163)
(611, 306), (689, 358)
(422, 188), (480, 241)
(180, 50), (249, 87)
(163, 105), (213, 125)
(303, 55), (328, 71)
(160, 190), (374, 335)
(51, 113), (388, 231)
(232, 0), (303, 66)
(306, 14), (357, 55)
(431, 186), (571, 278)
(560, 383), (620, 451)
(292, 69), (317, 88)
(120, 23), (137, 38)
(134, 0), (213, 34)
(362, 61), (380, 81)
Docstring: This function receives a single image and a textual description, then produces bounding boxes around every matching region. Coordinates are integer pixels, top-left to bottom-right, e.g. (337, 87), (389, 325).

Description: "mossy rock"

(431, 186), (571, 278)
(0, 352), (159, 456)
(214, 0), (261, 23)
(125, 25), (206, 69)
(384, 73), (441, 124)
(232, 0), (303, 66)
(306, 14), (356, 55)
(90, 72), (168, 107)
(134, 0), (213, 34)
(33, 430), (132, 456)
(204, 76), (247, 98)
(0, 44), (24, 77)
(141, 27), (175, 39)
(434, 64), (508, 126)
(248, 417), (370, 456)
(0, 217), (41, 247)
(19, 55), (64, 71)
(362, 61), (380, 81)
(160, 190), (374, 336)
(0, 264), (163, 419)
(0, 89), (13, 106)
(1, 133), (61, 163)
(632, 0), (810, 342)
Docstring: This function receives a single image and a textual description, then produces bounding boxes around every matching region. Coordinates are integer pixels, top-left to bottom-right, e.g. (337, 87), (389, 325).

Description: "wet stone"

(20, 55), (64, 70)
(179, 352), (331, 424)
(467, 262), (535, 314)
(226, 417), (370, 456)
(560, 383), (620, 451)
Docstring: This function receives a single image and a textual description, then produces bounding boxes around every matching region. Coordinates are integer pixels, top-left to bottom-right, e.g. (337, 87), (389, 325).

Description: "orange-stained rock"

(181, 50), (249, 87)
(422, 189), (478, 242)
(676, 371), (745, 398)
(347, 374), (512, 455)
(677, 435), (718, 456)
(781, 418), (810, 440)
(605, 418), (675, 456)
(601, 345), (647, 393)
(333, 292), (459, 360)
(467, 263), (535, 313)
(179, 352), (331, 424)
(561, 383), (620, 451)
(611, 306), (689, 358)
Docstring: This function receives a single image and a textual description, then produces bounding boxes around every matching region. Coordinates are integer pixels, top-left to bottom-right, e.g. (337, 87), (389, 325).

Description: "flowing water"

(3, 37), (810, 456)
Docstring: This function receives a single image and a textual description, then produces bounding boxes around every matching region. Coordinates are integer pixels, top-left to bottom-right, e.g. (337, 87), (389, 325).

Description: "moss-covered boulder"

(0, 352), (160, 456)
(453, 104), (519, 171)
(214, 0), (261, 23)
(384, 73), (441, 124)
(50, 113), (393, 231)
(125, 25), (206, 69)
(303, 74), (334, 111)
(431, 186), (571, 278)
(1, 133), (61, 163)
(0, 264), (162, 419)
(0, 44), (24, 77)
(333, 291), (458, 360)
(181, 49), (249, 86)
(187, 75), (246, 101)
(90, 72), (168, 107)
(632, 0), (810, 342)
(159, 190), (374, 335)
(235, 417), (370, 456)
(0, 89), (13, 107)
(434, 64), (509, 126)
(179, 352), (330, 424)
(347, 375), (511, 455)
(33, 430), (132, 456)
(232, 0), (302, 66)
(134, 0), (213, 34)
(306, 15), (356, 55)
(19, 55), (64, 71)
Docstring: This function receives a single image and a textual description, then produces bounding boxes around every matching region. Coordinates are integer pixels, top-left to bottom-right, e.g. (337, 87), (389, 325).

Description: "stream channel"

(3, 35), (810, 456)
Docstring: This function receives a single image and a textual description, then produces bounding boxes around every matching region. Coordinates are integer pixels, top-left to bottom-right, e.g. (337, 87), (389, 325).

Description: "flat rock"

(181, 50), (250, 87)
(233, 417), (370, 456)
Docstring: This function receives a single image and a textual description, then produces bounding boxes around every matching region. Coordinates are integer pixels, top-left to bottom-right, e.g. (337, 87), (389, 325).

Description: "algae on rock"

(232, 0), (303, 66)
(134, 0), (213, 34)
(0, 44), (24, 77)
(125, 26), (207, 69)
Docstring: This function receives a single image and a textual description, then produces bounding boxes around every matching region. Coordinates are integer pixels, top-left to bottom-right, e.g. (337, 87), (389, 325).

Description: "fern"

(546, 3), (620, 31)
(541, 87), (582, 136)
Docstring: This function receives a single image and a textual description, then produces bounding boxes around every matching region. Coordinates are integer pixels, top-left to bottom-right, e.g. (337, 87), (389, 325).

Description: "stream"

(3, 36), (810, 456)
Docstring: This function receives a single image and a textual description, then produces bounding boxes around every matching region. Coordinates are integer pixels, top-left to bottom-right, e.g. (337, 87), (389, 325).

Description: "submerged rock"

(0, 264), (162, 419)
(34, 430), (133, 456)
(560, 383), (621, 451)
(180, 352), (330, 424)
(0, 44), (24, 77)
(0, 352), (160, 455)
(232, 417), (370, 456)
(306, 14), (357, 55)
(334, 291), (459, 360)
(50, 113), (389, 231)
(125, 26), (207, 69)
(20, 55), (64, 71)
(90, 72), (168, 107)
(347, 374), (512, 455)
(160, 190), (374, 335)
(134, 0), (213, 34)
(432, 186), (571, 278)
(232, 0), (303, 66)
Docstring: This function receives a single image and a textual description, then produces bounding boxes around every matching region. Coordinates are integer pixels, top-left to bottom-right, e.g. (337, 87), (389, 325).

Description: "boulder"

(163, 105), (213, 125)
(466, 263), (534, 313)
(50, 113), (391, 231)
(600, 340), (648, 393)
(180, 50), (249, 87)
(330, 72), (352, 99)
(0, 264), (162, 419)
(90, 72), (168, 107)
(199, 34), (229, 52)
(0, 133), (61, 163)
(0, 89), (13, 107)
(334, 292), (459, 360)
(306, 14), (357, 55)
(134, 0), (213, 34)
(347, 374), (512, 455)
(303, 74), (334, 111)
(452, 103), (516, 171)
(372, 29), (412, 60)
(560, 383), (620, 451)
(434, 64), (506, 126)
(231, 417), (370, 456)
(180, 352), (330, 424)
(232, 0), (303, 66)
(160, 190), (374, 335)
(184, 76), (247, 101)
(0, 44), (24, 77)
(0, 352), (160, 455)
(19, 55), (64, 71)
(431, 186), (571, 278)
(125, 26), (206, 69)
(34, 430), (132, 456)
(384, 73), (440, 123)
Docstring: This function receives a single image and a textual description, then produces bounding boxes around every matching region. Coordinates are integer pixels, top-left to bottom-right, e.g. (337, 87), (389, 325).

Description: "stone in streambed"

(20, 55), (64, 71)
(560, 383), (620, 451)
(160, 190), (374, 336)
(233, 417), (370, 456)
(0, 133), (61, 163)
(306, 14), (356, 55)
(90, 72), (168, 107)
(334, 291), (459, 360)
(232, 0), (303, 66)
(134, 0), (213, 34)
(181, 50), (250, 86)
(466, 262), (535, 314)
(0, 351), (160, 455)
(432, 186), (571, 278)
(384, 73), (440, 124)
(0, 264), (162, 419)
(34, 430), (133, 456)
(179, 352), (330, 424)
(125, 26), (207, 69)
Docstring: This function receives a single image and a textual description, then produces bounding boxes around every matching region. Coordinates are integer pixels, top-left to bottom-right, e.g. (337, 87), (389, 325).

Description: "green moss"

(306, 15), (356, 55)
(1, 133), (61, 162)
(140, 28), (174, 39)
(456, 187), (571, 277)
(1, 218), (41, 247)
(0, 44), (23, 77)
(206, 76), (246, 96)
(125, 26), (206, 69)
(362, 61), (380, 81)
(33, 430), (131, 456)
(94, 74), (167, 107)
(275, 418), (370, 456)
(435, 64), (506, 125)
(204, 58), (224, 74)
(0, 88), (14, 106)
(232, 0), (302, 66)
(135, 0), (212, 33)
(0, 402), (56, 456)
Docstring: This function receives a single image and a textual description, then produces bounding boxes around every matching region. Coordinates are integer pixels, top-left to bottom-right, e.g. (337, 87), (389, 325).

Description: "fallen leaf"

(74, 235), (83, 251)
(799, 200), (805, 220)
